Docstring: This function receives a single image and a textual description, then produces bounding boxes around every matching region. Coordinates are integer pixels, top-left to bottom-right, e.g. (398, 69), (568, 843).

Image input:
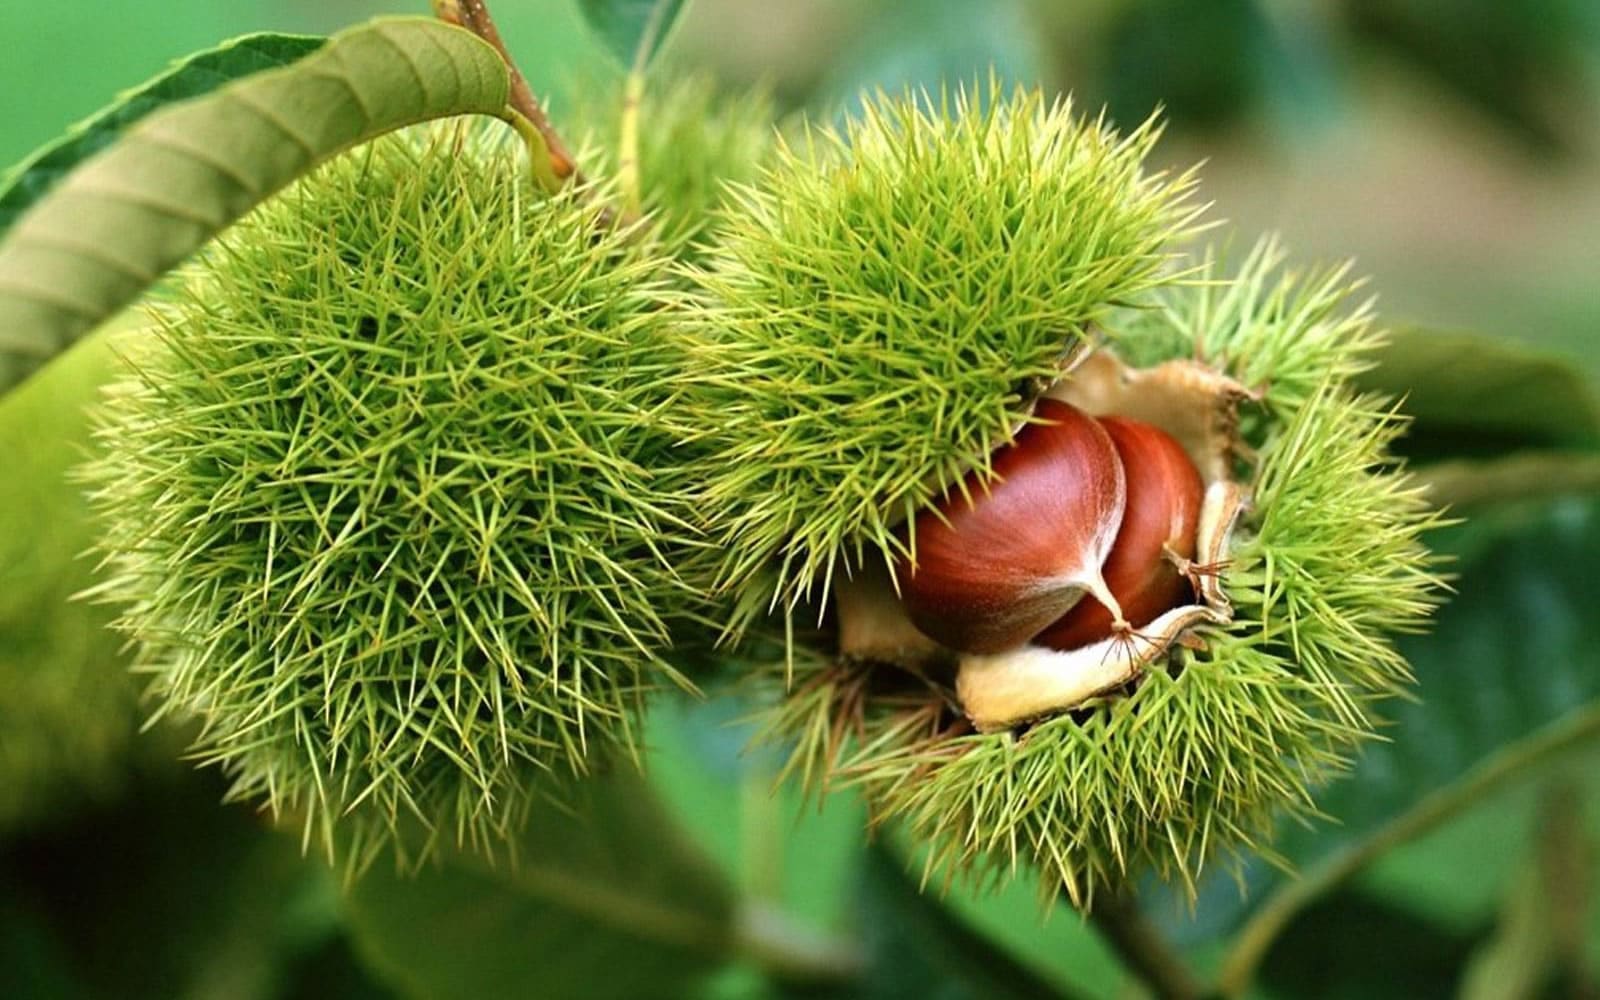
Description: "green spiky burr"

(81, 123), (707, 869)
(684, 85), (1205, 631)
(688, 83), (1445, 902)
(836, 242), (1447, 903)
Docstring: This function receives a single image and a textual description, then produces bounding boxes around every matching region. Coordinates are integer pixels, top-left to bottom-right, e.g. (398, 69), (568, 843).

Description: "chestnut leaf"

(788, 847), (1080, 1000)
(0, 32), (325, 240)
(577, 0), (686, 71)
(342, 767), (737, 1000)
(0, 17), (515, 396)
(1357, 327), (1600, 459)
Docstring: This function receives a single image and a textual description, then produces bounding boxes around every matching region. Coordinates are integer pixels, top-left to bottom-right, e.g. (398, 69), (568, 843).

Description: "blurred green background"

(4, 0), (1597, 376)
(2, 2), (1599, 998)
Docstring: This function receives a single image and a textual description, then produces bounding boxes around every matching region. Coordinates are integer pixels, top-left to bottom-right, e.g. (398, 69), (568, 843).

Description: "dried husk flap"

(958, 349), (1255, 731)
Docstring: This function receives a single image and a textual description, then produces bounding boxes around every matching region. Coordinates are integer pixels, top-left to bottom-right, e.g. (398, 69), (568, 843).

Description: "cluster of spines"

(684, 84), (1206, 635)
(746, 239), (1446, 903)
(1115, 237), (1387, 410)
(82, 124), (706, 870)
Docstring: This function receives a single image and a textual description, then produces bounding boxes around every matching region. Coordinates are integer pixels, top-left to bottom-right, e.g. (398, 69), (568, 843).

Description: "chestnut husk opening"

(833, 344), (1258, 733)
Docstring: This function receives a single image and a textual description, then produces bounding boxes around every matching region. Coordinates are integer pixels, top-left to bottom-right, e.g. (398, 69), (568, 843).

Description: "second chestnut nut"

(898, 399), (1203, 656)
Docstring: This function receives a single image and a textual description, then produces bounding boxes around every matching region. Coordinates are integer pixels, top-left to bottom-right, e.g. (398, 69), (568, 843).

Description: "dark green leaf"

(1458, 782), (1594, 1000)
(1356, 328), (1600, 460)
(1346, 0), (1600, 154)
(821, 0), (1043, 111)
(0, 768), (359, 1000)
(647, 693), (866, 934)
(1101, 0), (1340, 134)
(577, 0), (686, 70)
(785, 847), (1077, 1000)
(343, 767), (736, 1000)
(1195, 497), (1600, 992)
(0, 17), (513, 395)
(0, 32), (325, 240)
(1353, 744), (1600, 973)
(886, 837), (1128, 998)
(648, 695), (1095, 999)
(1417, 450), (1600, 510)
(1257, 889), (1480, 1000)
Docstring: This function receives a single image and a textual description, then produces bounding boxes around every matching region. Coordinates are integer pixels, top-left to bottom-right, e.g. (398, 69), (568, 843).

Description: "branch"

(617, 72), (647, 214)
(432, 0), (585, 185)
(616, 0), (673, 213)
(1416, 450), (1600, 511)
(1087, 890), (1208, 1000)
(1217, 701), (1600, 997)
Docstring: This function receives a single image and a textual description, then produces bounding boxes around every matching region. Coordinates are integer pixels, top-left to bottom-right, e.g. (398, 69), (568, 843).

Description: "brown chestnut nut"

(897, 399), (1127, 654)
(1034, 416), (1203, 651)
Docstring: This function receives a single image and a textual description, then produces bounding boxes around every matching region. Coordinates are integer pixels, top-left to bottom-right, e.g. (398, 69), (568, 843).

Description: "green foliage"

(0, 33), (325, 240)
(0, 767), (386, 1000)
(643, 692), (865, 935)
(817, 847), (1078, 1000)
(1354, 747), (1600, 947)
(1346, 0), (1600, 154)
(1251, 889), (1482, 1000)
(1336, 324), (1600, 522)
(570, 72), (780, 253)
(1197, 497), (1600, 990)
(341, 709), (1069, 1000)
(819, 0), (1045, 108)
(1412, 452), (1600, 512)
(752, 239), (1444, 903)
(740, 844), (1087, 1000)
(0, 17), (514, 396)
(686, 84), (1202, 628)
(343, 767), (733, 1000)
(81, 123), (708, 870)
(8, 5), (1593, 995)
(1458, 783), (1591, 1000)
(578, 0), (687, 71)
(0, 331), (141, 830)
(1354, 327), (1600, 460)
(1103, 0), (1278, 129)
(1098, 0), (1339, 136)
(1054, 0), (1598, 151)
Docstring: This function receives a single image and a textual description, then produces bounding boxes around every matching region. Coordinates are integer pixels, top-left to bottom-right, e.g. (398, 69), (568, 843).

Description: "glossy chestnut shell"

(1034, 416), (1202, 651)
(897, 399), (1126, 654)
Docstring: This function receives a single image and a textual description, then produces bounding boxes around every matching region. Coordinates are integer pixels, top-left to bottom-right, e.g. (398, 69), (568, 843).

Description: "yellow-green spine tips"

(684, 83), (1205, 636)
(744, 238), (1446, 904)
(82, 123), (706, 871)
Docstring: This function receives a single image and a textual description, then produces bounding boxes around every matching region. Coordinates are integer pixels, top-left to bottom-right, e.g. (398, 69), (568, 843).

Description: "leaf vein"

(309, 63), (374, 127)
(9, 230), (159, 284)
(412, 18), (465, 105)
(130, 126), (262, 197)
(371, 22), (434, 110)
(224, 89), (318, 161)
(56, 180), (222, 228)
(0, 276), (103, 320)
